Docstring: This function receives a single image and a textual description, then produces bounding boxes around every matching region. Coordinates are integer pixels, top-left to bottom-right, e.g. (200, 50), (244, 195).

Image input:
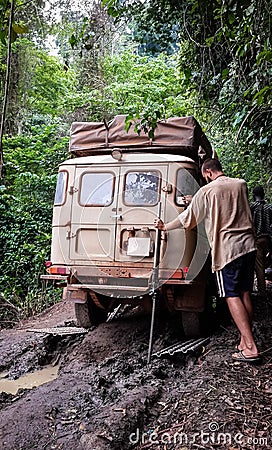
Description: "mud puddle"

(0, 364), (59, 395)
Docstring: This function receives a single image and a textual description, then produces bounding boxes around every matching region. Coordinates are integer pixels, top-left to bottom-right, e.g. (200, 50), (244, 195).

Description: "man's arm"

(154, 216), (182, 231)
(154, 188), (206, 232)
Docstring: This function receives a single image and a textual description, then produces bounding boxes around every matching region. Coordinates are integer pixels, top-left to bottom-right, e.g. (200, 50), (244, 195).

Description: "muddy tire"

(75, 295), (107, 328)
(75, 302), (92, 328)
(181, 311), (201, 337)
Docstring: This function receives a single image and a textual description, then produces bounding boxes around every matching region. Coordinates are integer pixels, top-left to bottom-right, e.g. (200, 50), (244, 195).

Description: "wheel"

(181, 311), (201, 337)
(75, 293), (108, 328)
(75, 302), (93, 328)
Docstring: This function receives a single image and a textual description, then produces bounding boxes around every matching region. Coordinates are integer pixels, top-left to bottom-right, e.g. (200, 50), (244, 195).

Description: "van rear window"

(175, 168), (199, 205)
(54, 171), (68, 205)
(80, 172), (114, 206)
(124, 171), (160, 205)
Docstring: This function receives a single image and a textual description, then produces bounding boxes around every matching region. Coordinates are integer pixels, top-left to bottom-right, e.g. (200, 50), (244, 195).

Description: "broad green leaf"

(205, 36), (214, 47)
(221, 69), (229, 79)
(69, 34), (77, 49)
(256, 50), (272, 65)
(12, 24), (28, 34)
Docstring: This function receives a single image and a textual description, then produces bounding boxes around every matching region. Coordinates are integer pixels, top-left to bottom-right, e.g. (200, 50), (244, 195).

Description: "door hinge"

(162, 183), (172, 193)
(66, 231), (76, 239)
(68, 186), (78, 195)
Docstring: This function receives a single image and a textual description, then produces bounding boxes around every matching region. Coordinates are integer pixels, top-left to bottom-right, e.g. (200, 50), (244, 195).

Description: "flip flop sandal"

(235, 344), (245, 351)
(232, 349), (261, 364)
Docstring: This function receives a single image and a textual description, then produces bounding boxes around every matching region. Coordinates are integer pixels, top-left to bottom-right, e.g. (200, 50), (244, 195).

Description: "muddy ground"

(0, 287), (272, 450)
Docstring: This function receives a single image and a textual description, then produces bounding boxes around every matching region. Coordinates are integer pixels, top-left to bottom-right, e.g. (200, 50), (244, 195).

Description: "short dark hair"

(202, 158), (222, 173)
(253, 186), (265, 199)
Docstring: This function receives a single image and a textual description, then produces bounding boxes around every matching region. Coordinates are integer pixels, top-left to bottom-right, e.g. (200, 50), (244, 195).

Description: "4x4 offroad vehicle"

(43, 115), (215, 336)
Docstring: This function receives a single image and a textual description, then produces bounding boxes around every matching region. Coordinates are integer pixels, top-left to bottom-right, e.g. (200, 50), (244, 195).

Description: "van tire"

(75, 295), (107, 328)
(75, 302), (93, 328)
(181, 311), (201, 337)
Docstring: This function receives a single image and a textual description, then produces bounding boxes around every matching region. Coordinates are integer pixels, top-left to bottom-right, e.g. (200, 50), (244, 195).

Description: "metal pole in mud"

(147, 202), (162, 365)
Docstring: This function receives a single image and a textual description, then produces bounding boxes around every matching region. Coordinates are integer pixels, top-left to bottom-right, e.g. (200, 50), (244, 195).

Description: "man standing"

(154, 158), (260, 362)
(250, 186), (272, 299)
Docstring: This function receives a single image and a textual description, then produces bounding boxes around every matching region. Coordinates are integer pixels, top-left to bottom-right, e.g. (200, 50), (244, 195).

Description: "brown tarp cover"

(69, 115), (213, 162)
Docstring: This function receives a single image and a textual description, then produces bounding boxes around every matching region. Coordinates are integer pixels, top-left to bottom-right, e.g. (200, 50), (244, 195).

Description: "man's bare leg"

(241, 291), (253, 322)
(237, 291), (253, 350)
(226, 296), (258, 358)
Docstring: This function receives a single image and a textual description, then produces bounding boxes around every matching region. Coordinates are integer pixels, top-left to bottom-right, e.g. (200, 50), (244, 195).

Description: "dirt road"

(0, 292), (272, 450)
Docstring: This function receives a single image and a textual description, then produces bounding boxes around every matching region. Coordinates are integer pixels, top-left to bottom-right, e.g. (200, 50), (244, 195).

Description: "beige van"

(43, 115), (215, 336)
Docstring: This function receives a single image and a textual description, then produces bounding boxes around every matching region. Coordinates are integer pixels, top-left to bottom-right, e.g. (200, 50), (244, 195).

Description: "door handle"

(111, 214), (122, 220)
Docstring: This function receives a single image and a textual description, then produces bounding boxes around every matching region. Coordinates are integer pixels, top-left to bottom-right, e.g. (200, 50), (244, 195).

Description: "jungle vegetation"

(0, 0), (271, 325)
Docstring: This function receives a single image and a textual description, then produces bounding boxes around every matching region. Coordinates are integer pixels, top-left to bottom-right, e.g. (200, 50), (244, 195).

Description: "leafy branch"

(125, 103), (165, 140)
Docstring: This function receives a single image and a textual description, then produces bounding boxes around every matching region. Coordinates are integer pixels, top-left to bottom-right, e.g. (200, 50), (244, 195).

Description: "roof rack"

(69, 115), (214, 164)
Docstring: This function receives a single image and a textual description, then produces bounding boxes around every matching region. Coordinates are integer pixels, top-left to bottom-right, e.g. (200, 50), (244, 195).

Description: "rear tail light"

(45, 261), (52, 268)
(47, 266), (69, 275)
(170, 269), (184, 279)
(169, 268), (189, 280)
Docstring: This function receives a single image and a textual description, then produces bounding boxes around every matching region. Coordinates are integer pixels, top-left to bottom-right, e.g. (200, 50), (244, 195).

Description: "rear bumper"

(64, 279), (195, 299)
(40, 274), (68, 281)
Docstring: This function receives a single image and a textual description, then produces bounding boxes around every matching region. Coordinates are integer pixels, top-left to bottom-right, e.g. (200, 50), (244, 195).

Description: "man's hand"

(181, 195), (193, 205)
(154, 218), (166, 231)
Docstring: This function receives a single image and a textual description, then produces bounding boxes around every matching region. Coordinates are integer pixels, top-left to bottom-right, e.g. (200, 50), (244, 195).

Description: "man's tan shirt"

(178, 176), (256, 272)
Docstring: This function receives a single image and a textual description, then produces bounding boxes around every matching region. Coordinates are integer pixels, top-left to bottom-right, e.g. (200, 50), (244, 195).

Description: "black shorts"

(215, 251), (256, 298)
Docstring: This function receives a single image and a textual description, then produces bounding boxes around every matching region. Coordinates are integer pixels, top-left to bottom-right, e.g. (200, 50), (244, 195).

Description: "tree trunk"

(0, 0), (15, 180)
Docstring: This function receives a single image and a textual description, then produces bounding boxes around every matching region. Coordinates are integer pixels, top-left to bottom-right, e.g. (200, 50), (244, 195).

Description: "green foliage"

(26, 51), (77, 116)
(217, 140), (271, 202)
(60, 3), (115, 55)
(102, 0), (272, 176)
(96, 51), (200, 120)
(55, 50), (201, 122)
(125, 105), (165, 140)
(126, 2), (180, 55)
(5, 39), (79, 132)
(0, 0), (29, 45)
(0, 123), (69, 324)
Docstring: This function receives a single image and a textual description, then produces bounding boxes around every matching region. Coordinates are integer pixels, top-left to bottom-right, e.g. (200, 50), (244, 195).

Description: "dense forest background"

(0, 0), (271, 325)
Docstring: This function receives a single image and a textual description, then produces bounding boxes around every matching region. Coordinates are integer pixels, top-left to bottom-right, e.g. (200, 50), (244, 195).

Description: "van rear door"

(115, 165), (168, 262)
(69, 166), (119, 261)
(69, 163), (168, 263)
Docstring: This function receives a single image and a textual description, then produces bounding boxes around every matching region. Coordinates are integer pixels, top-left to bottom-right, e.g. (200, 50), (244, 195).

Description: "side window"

(124, 171), (160, 205)
(80, 172), (114, 206)
(175, 168), (199, 205)
(54, 171), (68, 206)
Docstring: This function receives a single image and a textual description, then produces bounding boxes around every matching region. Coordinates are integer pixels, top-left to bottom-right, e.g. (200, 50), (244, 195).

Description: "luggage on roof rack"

(69, 115), (214, 163)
